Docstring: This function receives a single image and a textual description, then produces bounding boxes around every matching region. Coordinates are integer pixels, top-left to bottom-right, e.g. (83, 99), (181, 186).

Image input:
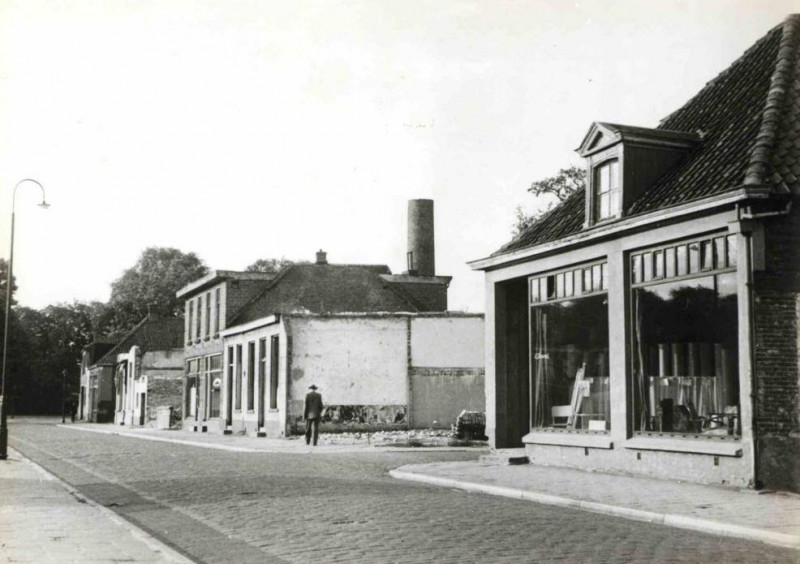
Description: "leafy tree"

(245, 257), (306, 273)
(107, 247), (208, 336)
(11, 302), (103, 414)
(513, 165), (586, 235)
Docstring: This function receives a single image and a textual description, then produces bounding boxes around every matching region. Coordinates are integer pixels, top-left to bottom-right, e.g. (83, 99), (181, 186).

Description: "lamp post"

(1, 178), (49, 460)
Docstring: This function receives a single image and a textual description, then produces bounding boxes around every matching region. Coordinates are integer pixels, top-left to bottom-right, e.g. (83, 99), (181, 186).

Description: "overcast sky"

(1, 0), (797, 313)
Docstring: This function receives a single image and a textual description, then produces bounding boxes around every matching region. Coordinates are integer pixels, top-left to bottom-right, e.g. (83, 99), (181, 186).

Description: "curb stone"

(9, 447), (196, 564)
(389, 468), (800, 550)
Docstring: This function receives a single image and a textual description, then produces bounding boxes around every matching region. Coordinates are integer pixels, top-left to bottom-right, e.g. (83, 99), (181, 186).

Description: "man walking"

(304, 384), (323, 446)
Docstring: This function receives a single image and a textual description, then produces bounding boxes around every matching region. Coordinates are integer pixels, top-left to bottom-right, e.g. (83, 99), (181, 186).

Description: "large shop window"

(631, 234), (739, 438)
(530, 262), (610, 432)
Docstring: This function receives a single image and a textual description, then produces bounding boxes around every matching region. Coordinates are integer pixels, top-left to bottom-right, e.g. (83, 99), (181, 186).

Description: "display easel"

(567, 364), (587, 430)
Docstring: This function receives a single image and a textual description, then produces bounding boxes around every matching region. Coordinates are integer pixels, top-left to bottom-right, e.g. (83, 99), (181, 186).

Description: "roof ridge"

(743, 13), (800, 187)
(658, 17), (793, 130)
(93, 315), (151, 366)
(228, 264), (296, 326)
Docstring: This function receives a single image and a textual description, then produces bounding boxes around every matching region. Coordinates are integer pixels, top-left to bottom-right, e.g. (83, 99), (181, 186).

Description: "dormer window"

(595, 159), (620, 220)
(577, 122), (700, 229)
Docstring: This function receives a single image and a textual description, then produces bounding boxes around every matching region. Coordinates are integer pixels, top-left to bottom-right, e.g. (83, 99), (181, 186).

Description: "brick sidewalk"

(391, 453), (800, 550)
(0, 448), (193, 563)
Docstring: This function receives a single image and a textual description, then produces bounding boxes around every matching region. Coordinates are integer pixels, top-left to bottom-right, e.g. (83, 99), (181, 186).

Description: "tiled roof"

(232, 263), (425, 325)
(94, 316), (184, 366)
(497, 14), (800, 256)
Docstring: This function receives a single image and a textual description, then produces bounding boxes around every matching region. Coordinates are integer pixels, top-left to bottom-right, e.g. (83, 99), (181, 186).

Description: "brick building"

(89, 314), (185, 427)
(470, 15), (800, 492)
(176, 270), (278, 430)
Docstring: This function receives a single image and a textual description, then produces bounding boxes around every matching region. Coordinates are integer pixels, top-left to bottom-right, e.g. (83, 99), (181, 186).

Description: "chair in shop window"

(551, 405), (573, 427)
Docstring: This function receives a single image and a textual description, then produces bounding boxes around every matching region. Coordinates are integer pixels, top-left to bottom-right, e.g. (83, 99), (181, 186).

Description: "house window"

(186, 301), (193, 345)
(247, 341), (256, 411)
(234, 344), (242, 411)
(216, 288), (222, 334)
(195, 298), (201, 341)
(205, 292), (211, 338)
(631, 235), (739, 438)
(594, 159), (620, 221)
(206, 354), (222, 418)
(530, 263), (610, 431)
(270, 335), (279, 409)
(259, 338), (267, 413)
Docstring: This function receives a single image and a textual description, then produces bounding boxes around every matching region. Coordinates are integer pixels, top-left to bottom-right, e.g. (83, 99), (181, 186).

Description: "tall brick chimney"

(406, 199), (435, 277)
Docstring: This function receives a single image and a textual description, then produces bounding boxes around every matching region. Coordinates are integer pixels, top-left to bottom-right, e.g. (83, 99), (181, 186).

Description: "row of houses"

(79, 200), (486, 437)
(79, 16), (800, 493)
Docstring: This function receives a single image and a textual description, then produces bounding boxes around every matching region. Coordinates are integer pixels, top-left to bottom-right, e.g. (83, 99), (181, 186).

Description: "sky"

(0, 0), (797, 313)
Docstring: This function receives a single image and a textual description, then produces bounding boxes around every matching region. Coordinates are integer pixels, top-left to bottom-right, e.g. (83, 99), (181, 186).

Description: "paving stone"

(7, 419), (800, 563)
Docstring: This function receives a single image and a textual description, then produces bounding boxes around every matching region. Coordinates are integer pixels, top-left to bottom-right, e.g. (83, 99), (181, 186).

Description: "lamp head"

(38, 200), (50, 209)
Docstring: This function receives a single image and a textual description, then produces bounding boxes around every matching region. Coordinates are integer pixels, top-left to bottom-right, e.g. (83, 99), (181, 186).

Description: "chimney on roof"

(315, 250), (328, 265)
(406, 199), (435, 277)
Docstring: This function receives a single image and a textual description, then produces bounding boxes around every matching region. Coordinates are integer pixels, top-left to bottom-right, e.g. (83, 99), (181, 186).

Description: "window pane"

(632, 254), (642, 284)
(556, 273), (565, 298)
(583, 269), (592, 293)
(531, 295), (610, 430)
(643, 252), (653, 282)
(727, 235), (738, 267)
(592, 264), (602, 291)
(540, 278), (548, 302)
(677, 245), (688, 276)
(599, 193), (610, 219)
(701, 240), (714, 271)
(546, 275), (556, 300)
(714, 237), (726, 269)
(565, 270), (574, 297)
(601, 263), (609, 290)
(609, 161), (619, 189)
(688, 242), (700, 273)
(654, 250), (664, 279)
(631, 275), (739, 436)
(665, 248), (676, 278)
(531, 278), (540, 303)
(599, 164), (610, 190)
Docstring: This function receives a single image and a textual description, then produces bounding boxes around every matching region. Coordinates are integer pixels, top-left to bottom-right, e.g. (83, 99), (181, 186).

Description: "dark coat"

(304, 391), (324, 420)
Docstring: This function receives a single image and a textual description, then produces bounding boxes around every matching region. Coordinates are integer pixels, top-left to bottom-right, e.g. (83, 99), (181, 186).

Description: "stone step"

(479, 448), (529, 465)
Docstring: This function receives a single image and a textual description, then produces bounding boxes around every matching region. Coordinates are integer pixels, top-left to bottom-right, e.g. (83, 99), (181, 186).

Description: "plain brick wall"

(752, 196), (800, 491)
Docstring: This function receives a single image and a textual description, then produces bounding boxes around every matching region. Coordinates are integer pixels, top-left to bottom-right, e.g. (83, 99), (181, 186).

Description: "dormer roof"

(489, 14), (800, 259)
(576, 122), (700, 157)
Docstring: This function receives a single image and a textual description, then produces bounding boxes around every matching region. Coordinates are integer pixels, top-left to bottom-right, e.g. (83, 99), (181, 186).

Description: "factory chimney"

(406, 199), (435, 277)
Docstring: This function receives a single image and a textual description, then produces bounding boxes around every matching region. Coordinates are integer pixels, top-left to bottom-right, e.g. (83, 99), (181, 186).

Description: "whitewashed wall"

(289, 317), (408, 405)
(410, 316), (484, 368)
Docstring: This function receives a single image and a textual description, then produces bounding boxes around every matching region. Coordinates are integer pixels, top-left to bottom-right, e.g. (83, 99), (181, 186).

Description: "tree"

(245, 257), (306, 273)
(12, 302), (103, 414)
(107, 247), (208, 336)
(513, 165), (586, 235)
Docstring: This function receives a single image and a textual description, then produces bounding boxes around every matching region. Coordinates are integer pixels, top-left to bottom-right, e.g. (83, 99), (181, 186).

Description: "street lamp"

(1, 178), (49, 460)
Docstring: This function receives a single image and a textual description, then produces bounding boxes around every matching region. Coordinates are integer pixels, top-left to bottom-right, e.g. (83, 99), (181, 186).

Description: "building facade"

(471, 16), (800, 492)
(221, 312), (485, 436)
(78, 341), (116, 422)
(176, 270), (277, 432)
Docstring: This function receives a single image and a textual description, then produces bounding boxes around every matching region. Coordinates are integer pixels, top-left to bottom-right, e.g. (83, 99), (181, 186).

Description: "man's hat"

(309, 384), (318, 390)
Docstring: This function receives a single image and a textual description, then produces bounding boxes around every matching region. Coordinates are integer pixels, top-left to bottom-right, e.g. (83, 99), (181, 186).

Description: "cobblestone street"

(8, 420), (798, 563)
